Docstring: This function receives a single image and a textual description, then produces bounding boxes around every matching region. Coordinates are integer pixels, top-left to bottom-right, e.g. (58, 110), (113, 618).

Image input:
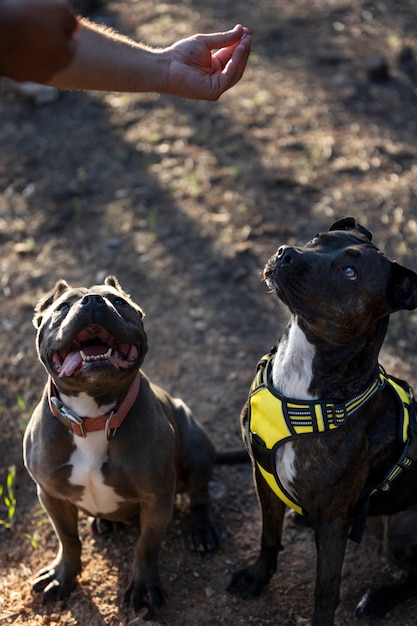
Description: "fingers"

(214, 30), (251, 70)
(199, 24), (251, 53)
(213, 32), (252, 94)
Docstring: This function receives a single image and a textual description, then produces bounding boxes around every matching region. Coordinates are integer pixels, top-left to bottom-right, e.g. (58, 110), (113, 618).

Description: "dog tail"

(215, 449), (249, 464)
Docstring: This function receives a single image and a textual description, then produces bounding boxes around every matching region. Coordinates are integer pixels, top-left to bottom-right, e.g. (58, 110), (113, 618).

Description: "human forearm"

(43, 18), (169, 93)
(0, 0), (251, 101)
(45, 20), (251, 100)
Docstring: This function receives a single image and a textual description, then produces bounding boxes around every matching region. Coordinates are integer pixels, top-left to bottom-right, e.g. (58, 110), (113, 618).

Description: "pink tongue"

(59, 350), (83, 377)
(59, 345), (108, 377)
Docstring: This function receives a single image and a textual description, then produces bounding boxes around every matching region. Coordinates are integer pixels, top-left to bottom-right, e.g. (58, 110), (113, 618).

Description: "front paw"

(356, 590), (389, 618)
(356, 579), (417, 619)
(228, 564), (272, 599)
(32, 561), (80, 602)
(188, 504), (220, 552)
(124, 579), (168, 616)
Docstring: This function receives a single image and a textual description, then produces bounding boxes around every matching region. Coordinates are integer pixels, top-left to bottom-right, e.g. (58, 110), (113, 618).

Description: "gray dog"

(24, 275), (219, 615)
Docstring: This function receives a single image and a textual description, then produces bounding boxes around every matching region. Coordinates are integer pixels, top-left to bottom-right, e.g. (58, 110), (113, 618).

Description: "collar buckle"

(49, 373), (140, 438)
(50, 396), (87, 438)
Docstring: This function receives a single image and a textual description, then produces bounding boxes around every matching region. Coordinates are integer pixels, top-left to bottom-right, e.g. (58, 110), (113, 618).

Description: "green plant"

(23, 529), (40, 549)
(16, 377), (36, 420)
(24, 508), (50, 549)
(16, 395), (27, 412)
(0, 465), (16, 529)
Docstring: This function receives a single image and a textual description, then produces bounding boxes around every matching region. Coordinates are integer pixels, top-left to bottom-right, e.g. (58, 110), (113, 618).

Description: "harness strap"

(249, 350), (417, 542)
(253, 352), (386, 432)
(350, 374), (417, 542)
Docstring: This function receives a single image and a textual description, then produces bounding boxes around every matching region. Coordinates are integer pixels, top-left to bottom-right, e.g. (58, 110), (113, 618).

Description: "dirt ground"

(2, 0), (417, 624)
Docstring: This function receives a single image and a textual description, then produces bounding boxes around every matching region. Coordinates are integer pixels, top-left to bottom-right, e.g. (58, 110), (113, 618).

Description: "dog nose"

(81, 294), (105, 306)
(276, 245), (295, 264)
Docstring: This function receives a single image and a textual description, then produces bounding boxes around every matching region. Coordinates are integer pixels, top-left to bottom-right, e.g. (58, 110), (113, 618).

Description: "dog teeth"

(80, 348), (113, 363)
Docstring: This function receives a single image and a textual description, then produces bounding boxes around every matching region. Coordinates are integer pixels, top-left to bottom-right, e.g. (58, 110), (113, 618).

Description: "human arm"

(43, 19), (252, 100)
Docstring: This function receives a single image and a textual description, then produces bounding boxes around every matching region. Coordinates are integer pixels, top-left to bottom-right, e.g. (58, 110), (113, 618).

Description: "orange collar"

(48, 373), (140, 439)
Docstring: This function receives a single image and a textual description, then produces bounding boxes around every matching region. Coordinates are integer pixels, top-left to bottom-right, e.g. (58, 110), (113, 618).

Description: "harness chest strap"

(48, 373), (141, 439)
(248, 351), (417, 522)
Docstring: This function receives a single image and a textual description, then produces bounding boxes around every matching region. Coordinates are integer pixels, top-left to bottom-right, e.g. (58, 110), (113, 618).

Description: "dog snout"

(81, 294), (105, 307)
(264, 245), (301, 283)
(276, 245), (296, 264)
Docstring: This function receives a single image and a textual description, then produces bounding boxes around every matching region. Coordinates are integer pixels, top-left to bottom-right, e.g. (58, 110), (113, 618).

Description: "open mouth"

(51, 324), (139, 377)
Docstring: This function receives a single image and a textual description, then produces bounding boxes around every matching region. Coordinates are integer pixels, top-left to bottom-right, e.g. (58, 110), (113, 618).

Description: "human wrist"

(139, 47), (171, 94)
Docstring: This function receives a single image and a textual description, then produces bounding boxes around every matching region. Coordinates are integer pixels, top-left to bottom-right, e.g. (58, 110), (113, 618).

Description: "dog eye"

(343, 266), (357, 280)
(114, 297), (127, 306)
(57, 301), (70, 312)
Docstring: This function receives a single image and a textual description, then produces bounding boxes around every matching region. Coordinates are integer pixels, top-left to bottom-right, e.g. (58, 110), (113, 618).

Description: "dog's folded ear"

(104, 275), (145, 319)
(33, 279), (71, 328)
(329, 217), (373, 241)
(388, 262), (417, 311)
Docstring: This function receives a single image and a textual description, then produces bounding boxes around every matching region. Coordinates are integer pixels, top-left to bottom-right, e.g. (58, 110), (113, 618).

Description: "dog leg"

(172, 400), (219, 552)
(228, 465), (285, 597)
(188, 484), (219, 552)
(184, 443), (219, 552)
(312, 517), (349, 626)
(124, 492), (174, 615)
(32, 490), (81, 601)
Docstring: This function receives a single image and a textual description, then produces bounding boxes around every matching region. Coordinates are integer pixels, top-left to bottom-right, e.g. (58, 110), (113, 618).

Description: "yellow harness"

(248, 350), (417, 521)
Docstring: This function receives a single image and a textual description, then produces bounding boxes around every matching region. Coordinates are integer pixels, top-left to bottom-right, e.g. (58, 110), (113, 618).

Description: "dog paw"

(228, 566), (270, 599)
(356, 580), (417, 619)
(124, 580), (168, 616)
(189, 517), (220, 552)
(32, 564), (78, 602)
(356, 591), (388, 618)
(188, 504), (220, 552)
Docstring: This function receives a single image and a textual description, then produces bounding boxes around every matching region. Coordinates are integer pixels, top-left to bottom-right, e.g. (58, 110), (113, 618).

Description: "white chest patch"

(60, 391), (116, 418)
(271, 318), (316, 499)
(68, 431), (122, 516)
(272, 319), (316, 400)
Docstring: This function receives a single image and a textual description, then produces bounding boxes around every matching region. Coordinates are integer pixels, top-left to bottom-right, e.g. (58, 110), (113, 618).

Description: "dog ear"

(33, 279), (71, 328)
(104, 275), (130, 295)
(388, 262), (417, 311)
(104, 275), (145, 319)
(329, 217), (373, 241)
(104, 275), (120, 289)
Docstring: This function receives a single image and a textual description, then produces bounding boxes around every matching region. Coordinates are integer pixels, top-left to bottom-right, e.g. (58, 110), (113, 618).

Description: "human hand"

(0, 0), (78, 82)
(163, 24), (251, 100)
